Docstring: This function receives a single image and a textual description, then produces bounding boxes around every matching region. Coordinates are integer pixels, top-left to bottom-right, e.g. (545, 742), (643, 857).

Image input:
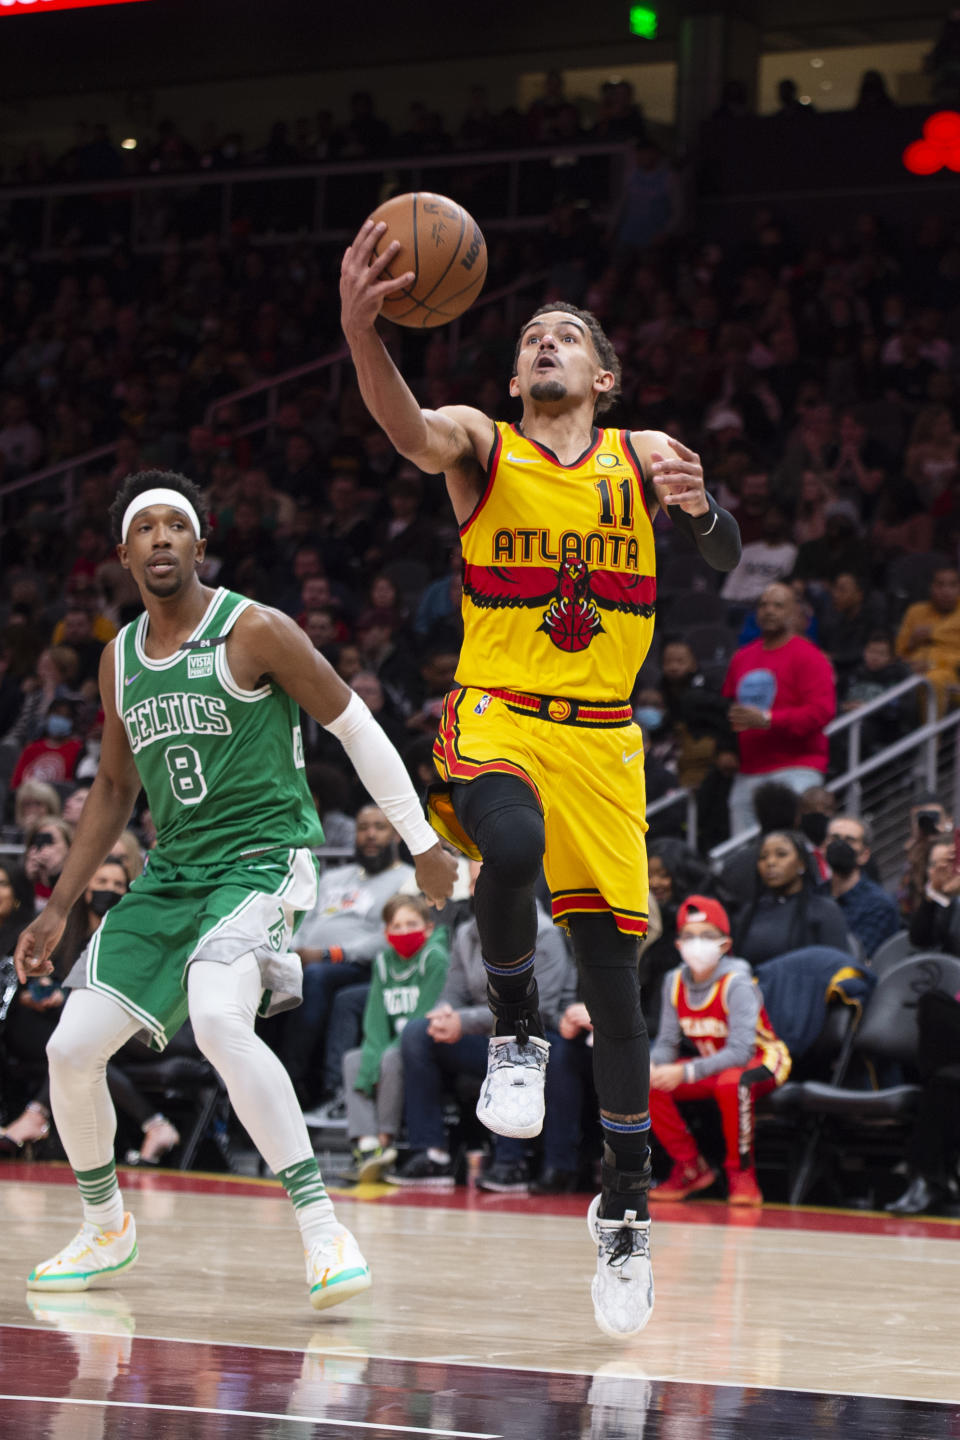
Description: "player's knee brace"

(451, 774), (545, 888)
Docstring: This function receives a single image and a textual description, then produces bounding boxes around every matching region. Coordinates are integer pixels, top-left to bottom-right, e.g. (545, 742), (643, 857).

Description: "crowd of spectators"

(1, 95), (960, 1209)
(2, 74), (651, 189)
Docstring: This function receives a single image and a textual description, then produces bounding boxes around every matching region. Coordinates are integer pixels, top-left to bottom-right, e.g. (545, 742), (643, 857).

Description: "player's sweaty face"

(123, 506), (199, 594)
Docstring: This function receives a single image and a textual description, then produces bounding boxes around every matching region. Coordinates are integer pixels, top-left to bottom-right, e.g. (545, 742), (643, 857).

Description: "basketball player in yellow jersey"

(341, 220), (741, 1337)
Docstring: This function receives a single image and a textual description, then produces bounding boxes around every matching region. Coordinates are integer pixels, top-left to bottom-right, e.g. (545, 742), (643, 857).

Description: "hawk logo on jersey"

(539, 560), (603, 653)
(463, 560), (656, 656)
(187, 652), (215, 679)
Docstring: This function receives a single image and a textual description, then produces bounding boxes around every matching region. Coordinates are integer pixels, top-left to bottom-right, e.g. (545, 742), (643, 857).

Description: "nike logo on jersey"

(506, 451), (539, 464)
(622, 748), (642, 764)
(125, 673), (141, 686)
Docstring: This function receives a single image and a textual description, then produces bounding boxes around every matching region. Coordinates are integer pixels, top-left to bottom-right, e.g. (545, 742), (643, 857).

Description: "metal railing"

(201, 269), (548, 446)
(646, 786), (700, 853)
(0, 264), (549, 530)
(706, 675), (959, 889)
(0, 141), (630, 257)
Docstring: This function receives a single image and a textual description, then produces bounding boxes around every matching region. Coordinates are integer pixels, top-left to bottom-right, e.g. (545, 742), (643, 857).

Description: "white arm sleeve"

(323, 691), (439, 856)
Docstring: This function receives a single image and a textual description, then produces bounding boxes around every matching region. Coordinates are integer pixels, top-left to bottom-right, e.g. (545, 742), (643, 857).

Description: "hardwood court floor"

(1, 1162), (959, 1438)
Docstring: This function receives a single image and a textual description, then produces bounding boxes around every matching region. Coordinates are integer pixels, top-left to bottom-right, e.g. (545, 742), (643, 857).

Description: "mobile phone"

(26, 977), (56, 1002)
(916, 810), (941, 837)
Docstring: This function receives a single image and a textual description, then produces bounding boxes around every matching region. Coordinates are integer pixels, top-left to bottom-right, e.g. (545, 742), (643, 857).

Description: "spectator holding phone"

(22, 817), (73, 910)
(907, 836), (960, 955)
(898, 796), (953, 920)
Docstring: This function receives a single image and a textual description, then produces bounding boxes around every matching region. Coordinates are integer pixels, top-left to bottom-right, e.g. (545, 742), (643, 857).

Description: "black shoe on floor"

(885, 1176), (943, 1215)
(385, 1150), (455, 1189)
(529, 1167), (579, 1195)
(476, 1161), (530, 1193)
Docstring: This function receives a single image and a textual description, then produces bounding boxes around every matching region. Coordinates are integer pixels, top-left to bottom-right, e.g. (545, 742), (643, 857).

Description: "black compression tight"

(568, 909), (651, 1204)
(451, 775), (545, 1026)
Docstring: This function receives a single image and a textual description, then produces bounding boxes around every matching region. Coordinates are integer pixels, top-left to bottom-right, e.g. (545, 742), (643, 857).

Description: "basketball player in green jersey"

(14, 468), (457, 1310)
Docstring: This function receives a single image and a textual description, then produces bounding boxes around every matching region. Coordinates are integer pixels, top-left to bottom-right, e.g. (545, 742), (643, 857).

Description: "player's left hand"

(413, 843), (459, 909)
(650, 439), (709, 516)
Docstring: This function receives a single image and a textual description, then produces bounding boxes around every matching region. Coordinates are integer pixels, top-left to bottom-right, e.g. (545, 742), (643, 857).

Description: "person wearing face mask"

(648, 895), (791, 1206)
(796, 785), (838, 881)
(341, 894), (449, 1182)
(826, 816), (900, 959)
(2, 856), (178, 1164)
(10, 700), (83, 793)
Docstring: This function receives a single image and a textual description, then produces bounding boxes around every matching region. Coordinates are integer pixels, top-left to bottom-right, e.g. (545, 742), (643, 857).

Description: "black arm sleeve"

(667, 499), (742, 572)
(629, 434), (741, 572)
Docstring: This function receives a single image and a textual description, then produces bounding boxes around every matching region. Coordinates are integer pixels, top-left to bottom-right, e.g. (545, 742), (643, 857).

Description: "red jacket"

(723, 635), (835, 776)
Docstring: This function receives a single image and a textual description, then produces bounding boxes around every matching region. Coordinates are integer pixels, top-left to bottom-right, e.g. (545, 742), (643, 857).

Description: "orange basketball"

(368, 192), (487, 328)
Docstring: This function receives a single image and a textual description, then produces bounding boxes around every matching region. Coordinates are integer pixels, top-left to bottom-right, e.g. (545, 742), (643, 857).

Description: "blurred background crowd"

(1, 1), (960, 1213)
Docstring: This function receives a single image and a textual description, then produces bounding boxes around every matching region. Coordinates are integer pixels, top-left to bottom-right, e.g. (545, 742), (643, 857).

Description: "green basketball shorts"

(65, 847), (319, 1051)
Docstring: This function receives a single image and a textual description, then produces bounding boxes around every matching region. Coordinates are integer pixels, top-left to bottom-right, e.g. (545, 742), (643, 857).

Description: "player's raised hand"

(413, 843), (460, 910)
(340, 220), (415, 335)
(650, 438), (709, 517)
(13, 907), (68, 985)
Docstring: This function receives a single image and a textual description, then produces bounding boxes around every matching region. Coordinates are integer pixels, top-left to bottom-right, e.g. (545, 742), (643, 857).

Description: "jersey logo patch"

(293, 725), (305, 768)
(267, 907), (286, 952)
(187, 652), (215, 679)
(474, 693), (491, 715)
(596, 452), (623, 468)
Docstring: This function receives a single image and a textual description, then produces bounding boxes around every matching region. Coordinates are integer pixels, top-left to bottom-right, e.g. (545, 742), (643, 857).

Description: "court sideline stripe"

(4, 1327), (954, 1412)
(0, 1394), (500, 1438)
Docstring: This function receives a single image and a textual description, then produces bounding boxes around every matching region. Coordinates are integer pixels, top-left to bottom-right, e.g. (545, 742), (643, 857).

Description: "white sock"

(83, 1192), (125, 1234)
(296, 1197), (341, 1249)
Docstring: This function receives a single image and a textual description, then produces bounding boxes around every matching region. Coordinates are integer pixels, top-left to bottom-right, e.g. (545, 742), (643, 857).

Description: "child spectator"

(648, 895), (791, 1206)
(342, 894), (450, 1182)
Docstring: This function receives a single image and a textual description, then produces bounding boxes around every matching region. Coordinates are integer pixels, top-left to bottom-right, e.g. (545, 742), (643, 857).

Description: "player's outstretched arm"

(13, 642), (142, 982)
(234, 608), (458, 907)
(631, 429), (742, 572)
(340, 219), (493, 523)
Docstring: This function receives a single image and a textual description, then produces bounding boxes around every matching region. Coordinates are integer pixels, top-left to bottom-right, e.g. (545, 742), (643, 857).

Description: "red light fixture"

(903, 111), (960, 174)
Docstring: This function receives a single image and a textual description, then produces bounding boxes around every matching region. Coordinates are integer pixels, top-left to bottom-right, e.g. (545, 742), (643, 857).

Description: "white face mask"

(678, 936), (726, 977)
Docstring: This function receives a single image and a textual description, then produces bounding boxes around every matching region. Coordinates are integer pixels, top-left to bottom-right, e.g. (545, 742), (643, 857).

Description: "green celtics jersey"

(115, 588), (324, 866)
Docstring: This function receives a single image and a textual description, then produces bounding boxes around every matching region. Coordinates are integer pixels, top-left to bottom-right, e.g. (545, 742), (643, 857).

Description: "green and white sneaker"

(27, 1213), (138, 1293)
(306, 1226), (371, 1312)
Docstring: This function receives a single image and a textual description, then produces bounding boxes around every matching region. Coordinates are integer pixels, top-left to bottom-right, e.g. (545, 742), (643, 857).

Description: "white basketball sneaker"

(27, 1213), (138, 1293)
(587, 1195), (654, 1338)
(306, 1226), (372, 1311)
(475, 1034), (549, 1139)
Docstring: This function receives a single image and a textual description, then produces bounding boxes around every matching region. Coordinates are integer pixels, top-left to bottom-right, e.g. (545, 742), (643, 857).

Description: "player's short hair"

(108, 469), (210, 544)
(513, 303), (622, 415)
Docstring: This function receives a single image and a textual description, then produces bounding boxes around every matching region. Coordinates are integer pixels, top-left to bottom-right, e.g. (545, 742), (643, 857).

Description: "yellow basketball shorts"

(430, 685), (649, 937)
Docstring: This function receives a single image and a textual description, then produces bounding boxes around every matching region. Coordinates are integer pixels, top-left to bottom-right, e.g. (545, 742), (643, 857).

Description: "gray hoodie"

(650, 954), (761, 1081)
(439, 906), (577, 1035)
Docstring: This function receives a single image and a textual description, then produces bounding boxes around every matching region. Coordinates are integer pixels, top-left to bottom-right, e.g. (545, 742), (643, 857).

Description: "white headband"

(121, 489), (202, 544)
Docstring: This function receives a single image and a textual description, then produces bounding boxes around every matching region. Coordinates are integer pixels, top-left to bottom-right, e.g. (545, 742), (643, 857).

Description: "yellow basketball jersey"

(457, 422), (657, 701)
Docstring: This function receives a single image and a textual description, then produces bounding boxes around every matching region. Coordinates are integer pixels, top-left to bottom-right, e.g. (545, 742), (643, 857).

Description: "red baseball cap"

(676, 894), (731, 936)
